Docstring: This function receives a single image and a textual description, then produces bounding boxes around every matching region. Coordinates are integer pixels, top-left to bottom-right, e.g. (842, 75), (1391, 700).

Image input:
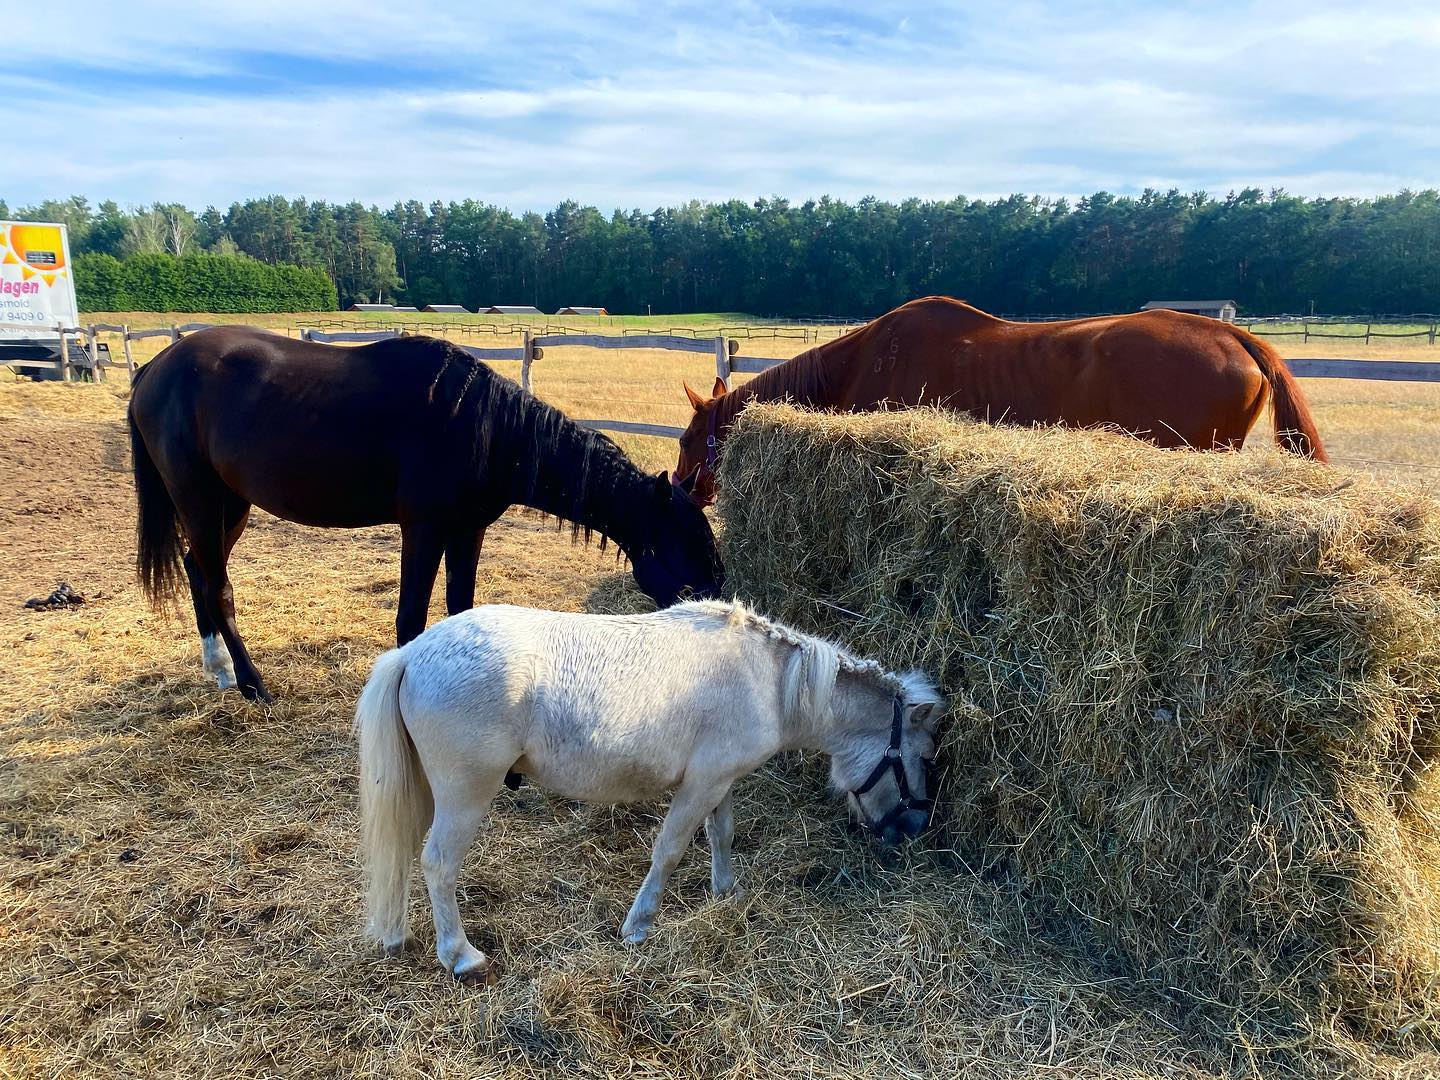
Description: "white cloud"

(4, 1), (1436, 210)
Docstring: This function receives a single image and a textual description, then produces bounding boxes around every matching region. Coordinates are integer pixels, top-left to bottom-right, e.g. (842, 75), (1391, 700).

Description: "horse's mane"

(678, 599), (906, 695)
(721, 297), (999, 419)
(420, 338), (647, 550)
(730, 343), (834, 413)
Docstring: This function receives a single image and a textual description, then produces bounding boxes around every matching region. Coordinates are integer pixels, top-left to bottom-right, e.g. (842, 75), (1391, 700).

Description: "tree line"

(5, 189), (1438, 316)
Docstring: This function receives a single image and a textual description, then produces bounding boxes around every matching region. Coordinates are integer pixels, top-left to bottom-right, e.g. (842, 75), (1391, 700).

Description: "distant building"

(484, 305), (544, 315)
(423, 304), (471, 313)
(1141, 299), (1238, 322)
(555, 306), (608, 316)
(348, 302), (395, 312)
(391, 306), (419, 313)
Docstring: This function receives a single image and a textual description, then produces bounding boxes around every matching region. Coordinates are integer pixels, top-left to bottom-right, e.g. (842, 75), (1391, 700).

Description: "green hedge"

(75, 251), (337, 312)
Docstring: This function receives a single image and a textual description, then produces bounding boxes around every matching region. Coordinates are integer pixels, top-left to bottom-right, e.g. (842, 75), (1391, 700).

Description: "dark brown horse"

(130, 326), (722, 703)
(678, 296), (1327, 504)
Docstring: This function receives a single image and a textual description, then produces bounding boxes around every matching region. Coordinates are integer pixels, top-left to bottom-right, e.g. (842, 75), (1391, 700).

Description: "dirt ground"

(1, 332), (1438, 1078)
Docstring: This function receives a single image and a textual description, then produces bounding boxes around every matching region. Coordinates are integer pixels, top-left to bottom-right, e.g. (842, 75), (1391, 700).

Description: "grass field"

(1, 314), (1438, 1077)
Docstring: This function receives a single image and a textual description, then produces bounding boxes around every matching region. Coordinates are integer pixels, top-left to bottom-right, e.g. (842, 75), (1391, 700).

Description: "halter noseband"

(849, 697), (933, 835)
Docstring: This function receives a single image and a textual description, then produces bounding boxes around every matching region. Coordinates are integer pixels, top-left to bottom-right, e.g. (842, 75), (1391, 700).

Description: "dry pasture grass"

(1, 320), (1439, 1078)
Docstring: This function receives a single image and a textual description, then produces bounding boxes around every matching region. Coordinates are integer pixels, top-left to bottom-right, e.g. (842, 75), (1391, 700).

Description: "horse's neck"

(778, 666), (873, 753)
(513, 416), (647, 550)
(720, 346), (829, 427)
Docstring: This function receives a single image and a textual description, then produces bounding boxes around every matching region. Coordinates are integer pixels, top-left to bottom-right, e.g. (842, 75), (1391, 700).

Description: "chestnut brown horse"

(130, 327), (723, 703)
(678, 296), (1326, 504)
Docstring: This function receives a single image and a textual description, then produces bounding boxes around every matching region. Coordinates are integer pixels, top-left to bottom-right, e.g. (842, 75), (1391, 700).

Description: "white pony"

(355, 599), (944, 983)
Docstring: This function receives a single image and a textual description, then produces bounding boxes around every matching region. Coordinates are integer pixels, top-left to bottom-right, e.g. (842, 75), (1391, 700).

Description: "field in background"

(1, 313), (1438, 1076)
(62, 309), (1440, 486)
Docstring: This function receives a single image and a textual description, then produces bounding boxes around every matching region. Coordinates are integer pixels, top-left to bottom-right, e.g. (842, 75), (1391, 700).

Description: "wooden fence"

(8, 322), (1440, 446)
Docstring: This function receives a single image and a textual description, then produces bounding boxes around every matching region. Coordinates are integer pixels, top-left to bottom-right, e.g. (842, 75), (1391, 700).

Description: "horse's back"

(397, 604), (758, 803)
(829, 300), (1270, 446)
(398, 604), (760, 733)
(129, 329), (467, 525)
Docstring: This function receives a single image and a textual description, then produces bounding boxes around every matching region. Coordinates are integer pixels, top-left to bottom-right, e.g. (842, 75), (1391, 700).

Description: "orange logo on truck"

(1, 224), (69, 286)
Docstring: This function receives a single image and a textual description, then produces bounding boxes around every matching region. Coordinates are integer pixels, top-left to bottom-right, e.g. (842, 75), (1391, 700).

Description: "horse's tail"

(1233, 330), (1329, 462)
(128, 400), (186, 607)
(355, 645), (433, 946)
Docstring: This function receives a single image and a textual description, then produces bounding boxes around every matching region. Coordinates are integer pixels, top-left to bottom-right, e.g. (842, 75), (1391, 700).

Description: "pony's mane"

(679, 599), (903, 694)
(420, 337), (646, 550)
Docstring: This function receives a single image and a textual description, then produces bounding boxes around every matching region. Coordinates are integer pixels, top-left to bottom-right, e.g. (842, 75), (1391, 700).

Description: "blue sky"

(4, 1), (1437, 213)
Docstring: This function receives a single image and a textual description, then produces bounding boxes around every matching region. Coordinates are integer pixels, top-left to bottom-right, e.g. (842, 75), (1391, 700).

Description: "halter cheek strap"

(703, 401), (720, 474)
(850, 697), (933, 834)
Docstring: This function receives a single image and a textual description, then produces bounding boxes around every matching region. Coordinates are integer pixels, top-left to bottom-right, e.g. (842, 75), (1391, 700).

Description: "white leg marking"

(202, 634), (237, 690)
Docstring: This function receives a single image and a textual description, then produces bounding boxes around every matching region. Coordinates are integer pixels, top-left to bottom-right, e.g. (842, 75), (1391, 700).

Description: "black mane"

(422, 337), (652, 552)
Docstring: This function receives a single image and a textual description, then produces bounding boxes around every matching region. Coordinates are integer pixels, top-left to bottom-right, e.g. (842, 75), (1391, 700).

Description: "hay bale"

(718, 403), (1440, 1045)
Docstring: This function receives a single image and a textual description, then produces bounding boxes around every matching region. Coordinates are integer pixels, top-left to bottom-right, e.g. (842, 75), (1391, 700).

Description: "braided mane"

(682, 598), (903, 695)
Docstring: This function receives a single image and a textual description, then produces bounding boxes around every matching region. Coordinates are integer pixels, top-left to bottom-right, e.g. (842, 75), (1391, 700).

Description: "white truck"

(0, 220), (97, 380)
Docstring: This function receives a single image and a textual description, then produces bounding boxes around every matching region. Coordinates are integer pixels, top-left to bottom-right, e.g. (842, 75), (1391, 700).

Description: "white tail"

(355, 645), (433, 946)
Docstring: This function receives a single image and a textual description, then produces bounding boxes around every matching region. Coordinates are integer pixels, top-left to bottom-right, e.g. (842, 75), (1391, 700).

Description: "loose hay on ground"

(718, 403), (1440, 1066)
(4, 380), (1439, 1078)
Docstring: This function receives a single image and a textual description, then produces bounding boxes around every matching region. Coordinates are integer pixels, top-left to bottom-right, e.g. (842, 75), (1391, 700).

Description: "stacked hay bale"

(719, 403), (1440, 1044)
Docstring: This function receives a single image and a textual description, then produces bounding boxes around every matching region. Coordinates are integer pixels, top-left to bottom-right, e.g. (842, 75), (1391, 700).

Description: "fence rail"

(1283, 358), (1440, 382)
(7, 321), (1440, 445)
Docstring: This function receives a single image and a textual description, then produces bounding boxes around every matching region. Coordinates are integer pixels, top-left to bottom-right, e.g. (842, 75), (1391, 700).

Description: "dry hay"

(717, 403), (1440, 1067)
(4, 381), (1438, 1079)
(0, 390), (1244, 1080)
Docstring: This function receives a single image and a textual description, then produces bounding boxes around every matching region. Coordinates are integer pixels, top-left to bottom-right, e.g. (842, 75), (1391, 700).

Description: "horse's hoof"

(241, 684), (275, 705)
(621, 925), (651, 945)
(454, 959), (498, 986)
(383, 935), (420, 958)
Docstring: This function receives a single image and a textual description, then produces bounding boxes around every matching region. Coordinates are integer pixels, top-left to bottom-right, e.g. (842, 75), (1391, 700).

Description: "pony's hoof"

(621, 924), (651, 945)
(454, 958), (498, 986)
(383, 935), (420, 958)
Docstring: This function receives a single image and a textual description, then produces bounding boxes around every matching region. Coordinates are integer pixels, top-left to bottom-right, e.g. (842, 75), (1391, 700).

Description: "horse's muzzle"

(873, 806), (931, 845)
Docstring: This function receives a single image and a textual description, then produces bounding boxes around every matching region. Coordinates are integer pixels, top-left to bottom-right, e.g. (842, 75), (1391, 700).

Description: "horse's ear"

(684, 383), (706, 411)
(711, 377), (727, 399)
(654, 471), (673, 502)
(910, 702), (936, 727)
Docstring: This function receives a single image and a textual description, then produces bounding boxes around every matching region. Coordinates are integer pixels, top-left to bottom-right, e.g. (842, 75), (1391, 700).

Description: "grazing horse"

(356, 599), (944, 982)
(129, 327), (723, 704)
(677, 296), (1327, 504)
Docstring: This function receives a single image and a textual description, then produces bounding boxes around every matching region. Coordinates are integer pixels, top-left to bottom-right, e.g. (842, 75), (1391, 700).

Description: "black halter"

(850, 697), (933, 834)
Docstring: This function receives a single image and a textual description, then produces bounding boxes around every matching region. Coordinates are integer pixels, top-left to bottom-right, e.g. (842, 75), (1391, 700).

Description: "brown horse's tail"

(129, 401), (186, 607)
(1234, 330), (1328, 462)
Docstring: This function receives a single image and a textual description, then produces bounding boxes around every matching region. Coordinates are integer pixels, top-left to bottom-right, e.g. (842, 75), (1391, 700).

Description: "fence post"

(122, 325), (136, 378)
(715, 337), (732, 390)
(55, 324), (70, 382)
(1431, 320), (1437, 347)
(521, 330), (533, 394)
(1365, 321), (1371, 346)
(1302, 320), (1309, 344)
(171, 324), (180, 342)
(85, 327), (103, 382)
